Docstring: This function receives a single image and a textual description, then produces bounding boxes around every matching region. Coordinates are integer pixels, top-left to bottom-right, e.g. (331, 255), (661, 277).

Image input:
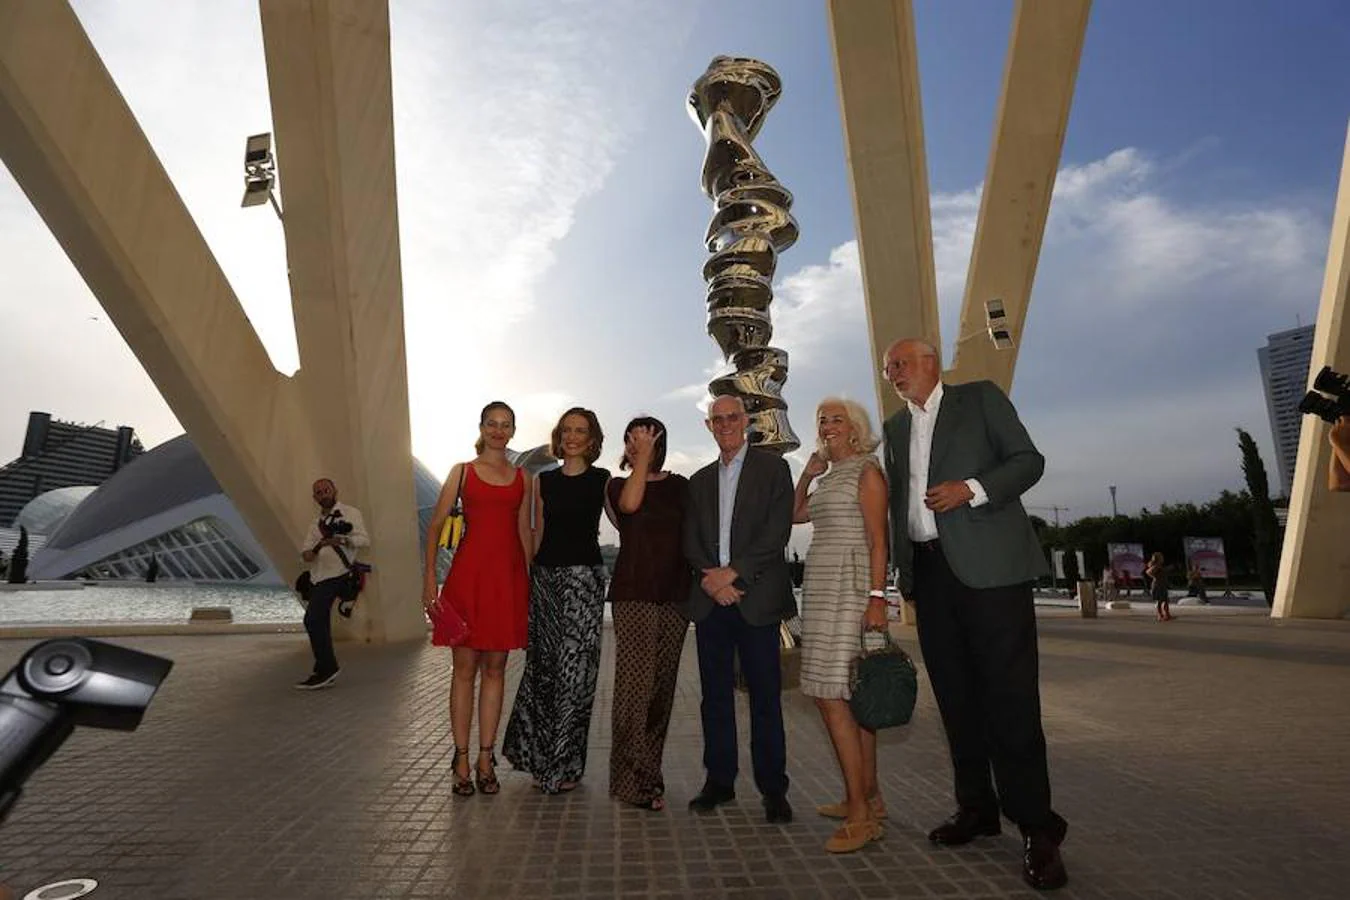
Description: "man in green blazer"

(881, 338), (1066, 891)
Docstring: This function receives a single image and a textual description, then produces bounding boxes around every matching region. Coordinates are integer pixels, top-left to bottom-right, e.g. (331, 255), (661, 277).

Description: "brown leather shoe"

(927, 809), (1001, 845)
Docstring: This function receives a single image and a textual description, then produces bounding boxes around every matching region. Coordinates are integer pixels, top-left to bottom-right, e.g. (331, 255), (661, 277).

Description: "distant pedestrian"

(1147, 552), (1172, 621)
(1185, 563), (1207, 603)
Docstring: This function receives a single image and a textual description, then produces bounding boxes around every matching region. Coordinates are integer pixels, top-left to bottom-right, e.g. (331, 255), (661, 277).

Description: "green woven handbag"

(848, 627), (918, 730)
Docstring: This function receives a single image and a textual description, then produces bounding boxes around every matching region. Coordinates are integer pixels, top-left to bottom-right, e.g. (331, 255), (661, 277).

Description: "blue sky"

(2, 0), (1349, 542)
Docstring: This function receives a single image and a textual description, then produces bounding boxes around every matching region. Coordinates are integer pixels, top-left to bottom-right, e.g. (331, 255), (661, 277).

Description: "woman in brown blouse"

(604, 416), (690, 810)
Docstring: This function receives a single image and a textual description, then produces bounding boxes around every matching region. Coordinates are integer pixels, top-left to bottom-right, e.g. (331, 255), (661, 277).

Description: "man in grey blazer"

(683, 395), (796, 823)
(881, 338), (1067, 891)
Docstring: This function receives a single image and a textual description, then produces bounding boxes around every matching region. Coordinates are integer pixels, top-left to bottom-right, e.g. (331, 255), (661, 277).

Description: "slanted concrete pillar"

(0, 0), (423, 641)
(946, 0), (1091, 392)
(258, 0), (422, 642)
(827, 0), (940, 421)
(1273, 122), (1350, 620)
(828, 0), (1090, 414)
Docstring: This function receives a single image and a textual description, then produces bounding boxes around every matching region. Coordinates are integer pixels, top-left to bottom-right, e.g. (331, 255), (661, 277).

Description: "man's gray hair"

(707, 394), (748, 416)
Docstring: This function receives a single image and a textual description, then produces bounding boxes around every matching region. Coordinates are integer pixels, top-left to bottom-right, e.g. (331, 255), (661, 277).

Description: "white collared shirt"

(905, 382), (988, 542)
(301, 501), (370, 584)
(717, 441), (749, 566)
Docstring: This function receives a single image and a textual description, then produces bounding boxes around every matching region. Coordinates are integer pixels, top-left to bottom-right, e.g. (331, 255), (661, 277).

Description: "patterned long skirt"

(609, 601), (688, 806)
(502, 564), (606, 793)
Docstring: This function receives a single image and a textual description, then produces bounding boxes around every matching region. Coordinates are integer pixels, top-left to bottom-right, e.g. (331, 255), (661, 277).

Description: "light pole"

(1109, 485), (1118, 518)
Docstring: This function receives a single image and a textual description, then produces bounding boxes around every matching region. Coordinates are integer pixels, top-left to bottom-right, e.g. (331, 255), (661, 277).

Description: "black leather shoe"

(763, 793), (793, 824)
(1023, 831), (1068, 890)
(927, 809), (1001, 845)
(688, 782), (735, 813)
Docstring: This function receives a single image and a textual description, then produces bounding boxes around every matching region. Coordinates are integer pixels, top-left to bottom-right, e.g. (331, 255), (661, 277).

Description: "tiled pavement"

(3, 610), (1350, 899)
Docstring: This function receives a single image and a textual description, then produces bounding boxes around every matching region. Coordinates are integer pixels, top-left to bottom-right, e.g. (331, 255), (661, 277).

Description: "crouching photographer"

(1298, 366), (1350, 492)
(295, 478), (369, 690)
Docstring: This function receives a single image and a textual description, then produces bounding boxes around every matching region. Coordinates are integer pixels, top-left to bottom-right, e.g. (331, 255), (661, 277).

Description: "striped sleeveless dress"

(799, 454), (880, 699)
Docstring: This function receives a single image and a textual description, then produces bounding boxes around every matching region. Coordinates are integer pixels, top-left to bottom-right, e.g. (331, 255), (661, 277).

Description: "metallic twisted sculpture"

(688, 56), (799, 453)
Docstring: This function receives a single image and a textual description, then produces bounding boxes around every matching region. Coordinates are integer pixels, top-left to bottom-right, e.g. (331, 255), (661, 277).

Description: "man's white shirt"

(905, 382), (989, 542)
(301, 501), (370, 583)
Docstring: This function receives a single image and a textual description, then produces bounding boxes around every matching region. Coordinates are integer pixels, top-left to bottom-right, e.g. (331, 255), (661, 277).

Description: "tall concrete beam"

(0, 0), (311, 574)
(1273, 122), (1350, 620)
(947, 0), (1091, 391)
(827, 0), (940, 421)
(258, 0), (422, 643)
(0, 0), (423, 641)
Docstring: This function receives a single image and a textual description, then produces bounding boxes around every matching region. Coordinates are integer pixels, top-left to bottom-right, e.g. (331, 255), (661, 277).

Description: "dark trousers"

(912, 541), (1059, 832)
(694, 604), (789, 797)
(303, 575), (345, 676)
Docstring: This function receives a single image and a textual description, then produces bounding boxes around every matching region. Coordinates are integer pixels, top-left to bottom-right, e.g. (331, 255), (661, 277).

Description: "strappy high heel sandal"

(451, 747), (475, 797)
(476, 745), (500, 795)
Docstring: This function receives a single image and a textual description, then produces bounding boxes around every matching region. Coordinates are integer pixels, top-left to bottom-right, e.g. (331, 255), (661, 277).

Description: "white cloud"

(0, 0), (698, 474)
(768, 146), (1328, 520)
(390, 0), (698, 473)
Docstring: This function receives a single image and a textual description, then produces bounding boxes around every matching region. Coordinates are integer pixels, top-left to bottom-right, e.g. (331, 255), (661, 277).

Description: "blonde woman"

(792, 397), (889, 853)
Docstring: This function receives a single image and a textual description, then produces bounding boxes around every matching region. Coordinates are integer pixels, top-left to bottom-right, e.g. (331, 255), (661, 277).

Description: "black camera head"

(9, 638), (172, 730)
(2, 639), (172, 826)
(1299, 367), (1350, 424)
(1312, 365), (1350, 400)
(1298, 390), (1344, 424)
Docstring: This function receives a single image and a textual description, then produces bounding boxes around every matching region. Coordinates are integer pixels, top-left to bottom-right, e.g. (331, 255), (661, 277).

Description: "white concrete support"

(946, 0), (1091, 391)
(0, 0), (423, 641)
(1273, 122), (1350, 620)
(827, 0), (940, 421)
(258, 0), (422, 642)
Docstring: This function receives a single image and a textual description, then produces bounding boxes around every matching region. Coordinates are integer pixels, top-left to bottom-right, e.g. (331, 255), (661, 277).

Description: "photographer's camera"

(1298, 366), (1350, 423)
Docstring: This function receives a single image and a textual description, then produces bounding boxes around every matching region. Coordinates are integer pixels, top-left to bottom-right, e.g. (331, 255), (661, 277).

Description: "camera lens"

(21, 639), (94, 696)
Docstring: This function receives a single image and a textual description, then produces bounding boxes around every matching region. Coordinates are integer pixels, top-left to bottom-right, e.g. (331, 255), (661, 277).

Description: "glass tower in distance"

(1257, 324), (1315, 497)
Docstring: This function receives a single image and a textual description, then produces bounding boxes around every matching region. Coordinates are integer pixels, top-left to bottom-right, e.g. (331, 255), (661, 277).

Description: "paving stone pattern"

(2, 611), (1349, 898)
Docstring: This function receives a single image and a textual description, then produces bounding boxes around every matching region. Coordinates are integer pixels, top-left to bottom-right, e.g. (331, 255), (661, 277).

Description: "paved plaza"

(2, 607), (1349, 899)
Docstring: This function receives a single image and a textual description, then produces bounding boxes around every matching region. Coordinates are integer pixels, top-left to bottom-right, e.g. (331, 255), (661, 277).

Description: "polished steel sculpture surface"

(689, 56), (799, 453)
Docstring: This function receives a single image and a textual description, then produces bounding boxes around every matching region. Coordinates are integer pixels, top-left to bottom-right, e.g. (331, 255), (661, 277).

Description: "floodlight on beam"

(952, 299), (1016, 354)
(985, 298), (1014, 350)
(240, 132), (281, 219)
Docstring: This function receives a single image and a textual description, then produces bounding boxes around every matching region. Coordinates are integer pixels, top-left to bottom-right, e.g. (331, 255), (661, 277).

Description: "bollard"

(1077, 580), (1097, 618)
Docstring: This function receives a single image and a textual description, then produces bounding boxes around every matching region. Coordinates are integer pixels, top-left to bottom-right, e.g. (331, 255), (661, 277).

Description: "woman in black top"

(502, 408), (609, 793)
(604, 416), (690, 810)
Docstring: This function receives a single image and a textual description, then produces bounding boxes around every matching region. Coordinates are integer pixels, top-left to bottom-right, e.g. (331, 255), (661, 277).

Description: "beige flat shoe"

(816, 796), (888, 820)
(825, 819), (884, 853)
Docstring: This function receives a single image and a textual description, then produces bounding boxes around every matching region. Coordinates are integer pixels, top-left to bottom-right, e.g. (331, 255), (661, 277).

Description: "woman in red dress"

(423, 401), (531, 796)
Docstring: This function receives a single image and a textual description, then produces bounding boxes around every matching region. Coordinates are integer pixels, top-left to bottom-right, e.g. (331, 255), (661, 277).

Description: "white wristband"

(868, 590), (886, 599)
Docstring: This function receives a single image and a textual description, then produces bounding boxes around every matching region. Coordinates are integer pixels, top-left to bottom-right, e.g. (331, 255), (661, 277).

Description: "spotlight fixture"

(241, 132), (281, 218)
(985, 298), (1014, 350)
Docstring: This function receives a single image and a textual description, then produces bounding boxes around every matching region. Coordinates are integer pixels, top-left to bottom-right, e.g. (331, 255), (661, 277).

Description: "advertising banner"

(1182, 536), (1228, 579)
(1106, 542), (1146, 581)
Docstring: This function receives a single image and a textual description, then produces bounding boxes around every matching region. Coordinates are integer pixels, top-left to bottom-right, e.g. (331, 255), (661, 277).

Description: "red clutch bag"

(430, 600), (470, 647)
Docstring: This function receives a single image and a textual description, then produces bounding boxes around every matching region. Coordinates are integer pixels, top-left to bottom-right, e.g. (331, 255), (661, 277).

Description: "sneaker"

(294, 670), (339, 690)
